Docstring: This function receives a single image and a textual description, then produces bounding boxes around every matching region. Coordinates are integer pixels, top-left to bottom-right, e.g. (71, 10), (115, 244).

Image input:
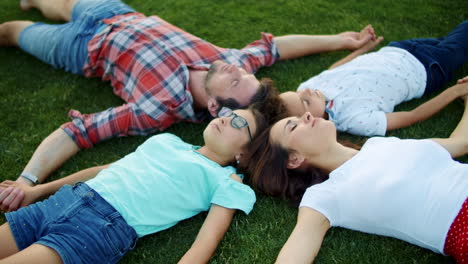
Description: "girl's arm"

(276, 207), (330, 264)
(386, 79), (468, 132)
(431, 93), (468, 158)
(178, 204), (236, 264)
(0, 164), (109, 212)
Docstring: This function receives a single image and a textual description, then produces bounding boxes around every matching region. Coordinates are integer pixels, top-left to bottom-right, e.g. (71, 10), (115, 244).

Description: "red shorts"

(444, 197), (468, 263)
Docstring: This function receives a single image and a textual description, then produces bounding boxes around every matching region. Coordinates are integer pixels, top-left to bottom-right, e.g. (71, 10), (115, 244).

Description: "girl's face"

(280, 90), (327, 118)
(203, 109), (257, 156)
(270, 112), (336, 157)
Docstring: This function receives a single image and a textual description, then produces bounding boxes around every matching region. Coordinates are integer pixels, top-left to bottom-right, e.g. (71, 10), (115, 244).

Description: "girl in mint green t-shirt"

(0, 107), (267, 264)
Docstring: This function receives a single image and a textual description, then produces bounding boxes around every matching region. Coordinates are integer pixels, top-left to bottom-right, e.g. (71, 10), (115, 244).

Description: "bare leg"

(0, 244), (62, 264)
(0, 224), (19, 260)
(0, 21), (33, 47)
(20, 0), (78, 22)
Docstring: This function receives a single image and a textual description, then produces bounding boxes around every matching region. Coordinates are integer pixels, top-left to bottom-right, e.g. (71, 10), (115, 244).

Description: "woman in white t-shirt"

(280, 21), (468, 136)
(241, 88), (468, 262)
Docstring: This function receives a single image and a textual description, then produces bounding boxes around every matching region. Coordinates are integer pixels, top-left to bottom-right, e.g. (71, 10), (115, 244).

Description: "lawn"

(0, 0), (467, 263)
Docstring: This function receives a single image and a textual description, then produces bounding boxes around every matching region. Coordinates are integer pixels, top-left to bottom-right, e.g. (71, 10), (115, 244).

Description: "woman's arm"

(275, 25), (376, 61)
(386, 80), (468, 132)
(178, 204), (236, 264)
(0, 164), (109, 211)
(276, 207), (330, 264)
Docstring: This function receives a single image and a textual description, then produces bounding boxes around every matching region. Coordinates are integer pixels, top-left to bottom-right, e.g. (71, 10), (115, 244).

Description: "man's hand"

(0, 181), (36, 212)
(339, 24), (377, 50)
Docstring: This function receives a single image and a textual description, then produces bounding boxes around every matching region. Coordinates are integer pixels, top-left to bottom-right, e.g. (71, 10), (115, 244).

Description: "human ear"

(235, 153), (243, 164)
(287, 152), (305, 169)
(207, 97), (220, 117)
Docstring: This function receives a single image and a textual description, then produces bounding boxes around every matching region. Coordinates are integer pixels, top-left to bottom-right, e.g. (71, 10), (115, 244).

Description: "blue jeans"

(18, 0), (135, 75)
(388, 21), (468, 94)
(6, 183), (138, 264)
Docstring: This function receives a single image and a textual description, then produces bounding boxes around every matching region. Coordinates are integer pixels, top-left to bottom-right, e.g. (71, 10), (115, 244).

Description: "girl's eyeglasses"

(218, 107), (253, 141)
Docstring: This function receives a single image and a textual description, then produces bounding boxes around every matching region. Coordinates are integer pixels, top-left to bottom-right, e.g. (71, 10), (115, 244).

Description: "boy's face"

(280, 90), (327, 118)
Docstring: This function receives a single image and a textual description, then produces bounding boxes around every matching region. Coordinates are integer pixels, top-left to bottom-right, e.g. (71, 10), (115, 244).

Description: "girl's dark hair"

(229, 78), (285, 169)
(239, 124), (362, 206)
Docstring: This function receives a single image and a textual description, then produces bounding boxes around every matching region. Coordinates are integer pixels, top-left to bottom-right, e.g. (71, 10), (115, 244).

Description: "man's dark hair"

(216, 78), (286, 120)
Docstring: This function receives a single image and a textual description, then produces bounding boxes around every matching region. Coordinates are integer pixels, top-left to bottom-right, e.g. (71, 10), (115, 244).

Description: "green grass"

(0, 0), (467, 263)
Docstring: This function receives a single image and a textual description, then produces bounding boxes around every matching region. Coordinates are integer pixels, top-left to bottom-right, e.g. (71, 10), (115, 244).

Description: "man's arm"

(0, 128), (80, 211)
(16, 128), (81, 186)
(0, 164), (109, 211)
(276, 207), (330, 264)
(275, 25), (376, 61)
(386, 79), (468, 131)
(178, 204), (236, 264)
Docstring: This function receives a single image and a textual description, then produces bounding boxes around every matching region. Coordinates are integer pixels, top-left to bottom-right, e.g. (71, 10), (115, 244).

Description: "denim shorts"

(5, 183), (138, 264)
(18, 0), (135, 75)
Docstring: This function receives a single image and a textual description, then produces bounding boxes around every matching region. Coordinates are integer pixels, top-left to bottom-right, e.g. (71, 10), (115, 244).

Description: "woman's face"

(270, 112), (335, 157)
(203, 109), (257, 156)
(280, 90), (327, 118)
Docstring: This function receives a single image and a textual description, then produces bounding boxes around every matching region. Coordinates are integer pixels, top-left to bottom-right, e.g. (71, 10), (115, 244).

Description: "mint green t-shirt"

(86, 133), (256, 237)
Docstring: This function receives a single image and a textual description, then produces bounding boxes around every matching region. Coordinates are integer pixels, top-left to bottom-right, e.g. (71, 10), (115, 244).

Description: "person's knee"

(0, 21), (34, 46)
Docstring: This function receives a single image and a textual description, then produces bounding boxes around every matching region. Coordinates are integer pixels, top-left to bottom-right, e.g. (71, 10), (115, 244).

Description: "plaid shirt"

(61, 13), (279, 149)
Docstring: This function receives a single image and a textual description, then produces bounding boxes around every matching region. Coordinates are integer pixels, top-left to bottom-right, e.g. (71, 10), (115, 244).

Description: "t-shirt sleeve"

(299, 184), (338, 226)
(337, 110), (387, 137)
(239, 33), (280, 73)
(211, 176), (256, 214)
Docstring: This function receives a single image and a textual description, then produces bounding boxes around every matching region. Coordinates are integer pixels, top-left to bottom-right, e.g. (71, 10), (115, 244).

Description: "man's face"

(205, 60), (260, 108)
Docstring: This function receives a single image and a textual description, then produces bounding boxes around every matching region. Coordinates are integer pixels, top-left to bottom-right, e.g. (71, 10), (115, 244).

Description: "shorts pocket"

(101, 217), (136, 259)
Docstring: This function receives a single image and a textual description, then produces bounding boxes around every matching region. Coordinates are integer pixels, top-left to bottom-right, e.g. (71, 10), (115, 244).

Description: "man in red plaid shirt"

(0, 0), (375, 210)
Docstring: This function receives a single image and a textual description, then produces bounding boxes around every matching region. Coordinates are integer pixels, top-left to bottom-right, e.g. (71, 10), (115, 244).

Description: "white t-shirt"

(300, 137), (468, 253)
(297, 47), (426, 136)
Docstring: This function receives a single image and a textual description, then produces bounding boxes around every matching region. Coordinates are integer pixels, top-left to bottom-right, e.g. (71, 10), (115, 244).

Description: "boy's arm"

(178, 204), (236, 264)
(275, 25), (375, 61)
(386, 80), (468, 131)
(0, 164), (109, 212)
(431, 93), (468, 158)
(328, 34), (383, 70)
(276, 207), (330, 264)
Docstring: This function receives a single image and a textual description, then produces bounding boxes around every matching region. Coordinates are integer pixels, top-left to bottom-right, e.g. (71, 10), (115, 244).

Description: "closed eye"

(290, 123), (297, 131)
(232, 79), (239, 87)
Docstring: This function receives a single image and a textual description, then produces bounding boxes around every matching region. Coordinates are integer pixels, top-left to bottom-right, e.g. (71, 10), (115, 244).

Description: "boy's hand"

(457, 76), (468, 85)
(356, 34), (384, 54)
(339, 24), (377, 50)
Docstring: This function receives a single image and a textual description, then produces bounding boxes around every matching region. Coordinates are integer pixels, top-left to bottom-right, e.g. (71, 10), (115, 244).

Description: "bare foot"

(20, 0), (32, 11)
